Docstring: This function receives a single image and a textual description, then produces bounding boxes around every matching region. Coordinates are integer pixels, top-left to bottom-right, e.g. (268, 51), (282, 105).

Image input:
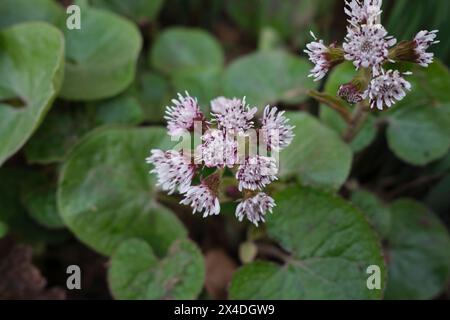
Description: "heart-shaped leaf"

(384, 199), (450, 299)
(108, 238), (205, 299)
(91, 0), (165, 23)
(223, 50), (317, 107)
(0, 22), (65, 165)
(0, 0), (64, 29)
(385, 61), (450, 166)
(280, 112), (352, 189)
(58, 127), (187, 256)
(150, 28), (224, 76)
(230, 186), (386, 299)
(60, 5), (142, 100)
(351, 190), (391, 238)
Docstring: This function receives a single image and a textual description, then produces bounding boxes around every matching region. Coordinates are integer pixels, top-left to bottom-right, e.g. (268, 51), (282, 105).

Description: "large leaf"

(384, 199), (450, 299)
(91, 0), (165, 23)
(385, 61), (450, 166)
(230, 186), (385, 299)
(60, 6), (142, 100)
(319, 62), (377, 152)
(351, 190), (391, 238)
(24, 96), (143, 164)
(0, 168), (67, 243)
(279, 112), (352, 189)
(58, 127), (187, 256)
(135, 71), (171, 122)
(0, 22), (64, 165)
(223, 50), (317, 107)
(150, 28), (224, 76)
(108, 238), (205, 300)
(0, 0), (64, 29)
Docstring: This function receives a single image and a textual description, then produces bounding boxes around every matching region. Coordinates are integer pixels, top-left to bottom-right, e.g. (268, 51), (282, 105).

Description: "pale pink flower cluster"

(305, 0), (439, 110)
(147, 93), (294, 226)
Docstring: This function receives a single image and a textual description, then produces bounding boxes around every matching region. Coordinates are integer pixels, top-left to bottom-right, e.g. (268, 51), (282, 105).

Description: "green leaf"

(351, 190), (391, 238)
(58, 126), (187, 256)
(21, 173), (64, 229)
(25, 96), (143, 164)
(223, 50), (317, 107)
(150, 28), (224, 76)
(279, 112), (352, 189)
(225, 0), (320, 46)
(0, 22), (65, 166)
(384, 199), (450, 300)
(230, 186), (386, 299)
(91, 0), (165, 23)
(319, 62), (377, 152)
(0, 221), (8, 238)
(385, 61), (450, 166)
(0, 168), (67, 243)
(60, 6), (142, 100)
(108, 238), (205, 300)
(135, 71), (171, 122)
(172, 67), (222, 110)
(0, 0), (64, 29)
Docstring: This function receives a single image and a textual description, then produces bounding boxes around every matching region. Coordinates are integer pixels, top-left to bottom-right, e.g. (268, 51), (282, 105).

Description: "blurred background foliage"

(0, 0), (449, 300)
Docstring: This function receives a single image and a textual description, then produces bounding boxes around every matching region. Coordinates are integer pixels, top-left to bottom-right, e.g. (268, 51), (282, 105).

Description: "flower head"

(211, 97), (257, 132)
(180, 183), (220, 218)
(146, 149), (195, 194)
(196, 129), (237, 168)
(304, 32), (344, 81)
(236, 155), (278, 191)
(236, 192), (275, 226)
(363, 70), (412, 110)
(343, 24), (396, 74)
(338, 82), (364, 104)
(261, 106), (295, 151)
(414, 30), (439, 67)
(345, 0), (383, 27)
(165, 92), (204, 136)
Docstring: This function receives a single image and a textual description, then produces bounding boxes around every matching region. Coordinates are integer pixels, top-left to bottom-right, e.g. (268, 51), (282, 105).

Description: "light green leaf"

(0, 0), (64, 29)
(60, 6), (142, 100)
(280, 112), (352, 189)
(385, 61), (450, 165)
(58, 127), (187, 256)
(230, 186), (386, 299)
(109, 238), (205, 300)
(223, 50), (317, 107)
(0, 22), (65, 166)
(351, 190), (391, 238)
(319, 62), (377, 152)
(384, 199), (450, 300)
(150, 28), (224, 76)
(91, 0), (164, 23)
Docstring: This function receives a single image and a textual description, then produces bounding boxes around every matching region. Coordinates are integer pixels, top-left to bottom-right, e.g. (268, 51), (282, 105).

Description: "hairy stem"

(343, 101), (369, 142)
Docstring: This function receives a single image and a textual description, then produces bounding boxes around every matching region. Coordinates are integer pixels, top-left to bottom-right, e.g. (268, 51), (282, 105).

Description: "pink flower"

(236, 155), (278, 191)
(165, 92), (204, 136)
(414, 30), (439, 67)
(343, 24), (396, 75)
(211, 97), (257, 132)
(236, 193), (275, 226)
(363, 70), (412, 110)
(146, 149), (195, 194)
(261, 106), (295, 151)
(180, 184), (220, 218)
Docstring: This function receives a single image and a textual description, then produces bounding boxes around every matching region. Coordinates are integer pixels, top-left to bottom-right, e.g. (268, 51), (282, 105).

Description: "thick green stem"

(342, 101), (369, 142)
